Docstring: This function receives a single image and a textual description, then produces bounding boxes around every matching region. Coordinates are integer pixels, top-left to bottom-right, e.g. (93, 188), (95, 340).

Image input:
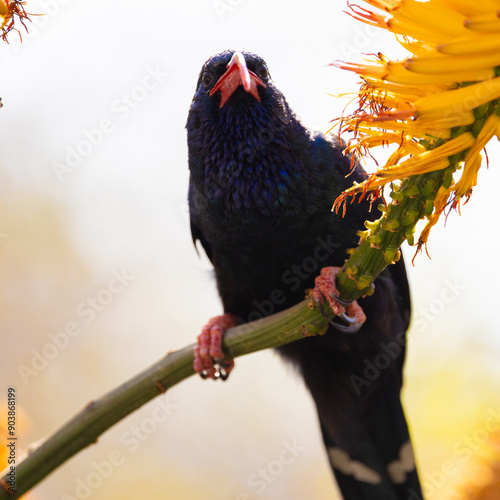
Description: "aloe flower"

(1, 0), (30, 42)
(333, 0), (500, 259)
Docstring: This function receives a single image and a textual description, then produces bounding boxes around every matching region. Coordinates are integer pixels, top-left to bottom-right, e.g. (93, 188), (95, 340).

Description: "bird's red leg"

(193, 313), (238, 380)
(313, 266), (366, 333)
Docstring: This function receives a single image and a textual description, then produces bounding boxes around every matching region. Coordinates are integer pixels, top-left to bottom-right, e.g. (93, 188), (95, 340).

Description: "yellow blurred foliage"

(456, 431), (500, 500)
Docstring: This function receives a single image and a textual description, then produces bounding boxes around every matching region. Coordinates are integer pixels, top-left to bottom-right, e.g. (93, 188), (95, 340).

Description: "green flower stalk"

(331, 0), (500, 299)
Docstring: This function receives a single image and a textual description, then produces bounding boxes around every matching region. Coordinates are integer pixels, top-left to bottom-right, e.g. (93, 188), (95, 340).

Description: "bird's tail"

(308, 359), (423, 500)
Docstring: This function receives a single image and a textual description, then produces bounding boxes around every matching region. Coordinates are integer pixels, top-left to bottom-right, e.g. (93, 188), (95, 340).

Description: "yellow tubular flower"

(335, 58), (495, 85)
(405, 52), (500, 75)
(464, 11), (500, 31)
(437, 32), (500, 55)
(414, 77), (500, 117)
(454, 113), (500, 198)
(418, 185), (450, 248)
(432, 0), (498, 17)
(336, 0), (500, 251)
(388, 0), (470, 38)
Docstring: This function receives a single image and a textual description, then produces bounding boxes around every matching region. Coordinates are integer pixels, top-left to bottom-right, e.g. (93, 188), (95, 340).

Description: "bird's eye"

(258, 64), (269, 79)
(202, 70), (213, 88)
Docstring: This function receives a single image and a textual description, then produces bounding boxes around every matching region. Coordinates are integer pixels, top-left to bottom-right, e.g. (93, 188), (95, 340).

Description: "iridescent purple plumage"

(186, 50), (422, 499)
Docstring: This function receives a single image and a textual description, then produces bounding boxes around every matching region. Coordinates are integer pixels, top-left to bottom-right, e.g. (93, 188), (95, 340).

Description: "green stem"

(2, 113), (484, 496)
(0, 297), (330, 500)
(336, 170), (447, 300)
(0, 170), (451, 500)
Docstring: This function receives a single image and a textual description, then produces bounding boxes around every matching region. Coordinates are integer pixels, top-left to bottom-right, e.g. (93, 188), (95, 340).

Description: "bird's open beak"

(210, 51), (266, 108)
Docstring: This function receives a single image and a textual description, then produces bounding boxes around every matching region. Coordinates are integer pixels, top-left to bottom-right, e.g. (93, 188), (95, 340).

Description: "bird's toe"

(193, 313), (238, 380)
(314, 266), (366, 334)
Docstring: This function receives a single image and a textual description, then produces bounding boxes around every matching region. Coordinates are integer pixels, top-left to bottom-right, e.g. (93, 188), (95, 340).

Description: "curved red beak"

(210, 52), (266, 108)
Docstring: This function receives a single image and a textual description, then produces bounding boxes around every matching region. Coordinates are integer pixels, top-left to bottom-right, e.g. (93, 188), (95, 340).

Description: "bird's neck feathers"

(188, 95), (311, 217)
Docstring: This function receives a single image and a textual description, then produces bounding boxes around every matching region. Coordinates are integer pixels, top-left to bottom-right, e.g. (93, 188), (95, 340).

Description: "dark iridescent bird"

(186, 50), (423, 500)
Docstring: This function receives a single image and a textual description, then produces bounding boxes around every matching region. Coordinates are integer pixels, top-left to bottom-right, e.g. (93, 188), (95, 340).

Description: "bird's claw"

(199, 359), (233, 381)
(313, 266), (366, 334)
(194, 313), (238, 380)
(330, 292), (353, 308)
(331, 312), (363, 334)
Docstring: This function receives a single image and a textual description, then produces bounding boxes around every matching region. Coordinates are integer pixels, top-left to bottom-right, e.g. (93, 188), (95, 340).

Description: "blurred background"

(1, 1), (499, 499)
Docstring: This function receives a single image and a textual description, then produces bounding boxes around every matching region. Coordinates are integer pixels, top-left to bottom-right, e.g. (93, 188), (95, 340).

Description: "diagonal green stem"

(0, 297), (330, 500)
(0, 167), (456, 500)
(335, 169), (447, 300)
(0, 112), (486, 498)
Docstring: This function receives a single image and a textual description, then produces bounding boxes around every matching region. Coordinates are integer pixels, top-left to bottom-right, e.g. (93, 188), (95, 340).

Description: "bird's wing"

(190, 218), (213, 262)
(188, 183), (213, 263)
(391, 255), (412, 322)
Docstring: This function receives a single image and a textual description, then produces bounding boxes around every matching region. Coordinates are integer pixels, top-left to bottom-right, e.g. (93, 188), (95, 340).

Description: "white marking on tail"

(387, 441), (416, 484)
(328, 447), (382, 484)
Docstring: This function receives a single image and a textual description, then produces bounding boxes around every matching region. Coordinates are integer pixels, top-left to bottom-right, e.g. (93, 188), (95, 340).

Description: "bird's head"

(186, 50), (307, 209)
(198, 50), (269, 108)
(188, 50), (289, 120)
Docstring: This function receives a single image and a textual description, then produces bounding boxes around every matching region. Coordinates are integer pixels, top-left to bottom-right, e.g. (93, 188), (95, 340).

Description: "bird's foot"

(313, 266), (366, 334)
(193, 313), (238, 380)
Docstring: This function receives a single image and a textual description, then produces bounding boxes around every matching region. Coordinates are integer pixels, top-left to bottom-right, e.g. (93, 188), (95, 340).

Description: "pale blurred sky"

(1, 1), (500, 499)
